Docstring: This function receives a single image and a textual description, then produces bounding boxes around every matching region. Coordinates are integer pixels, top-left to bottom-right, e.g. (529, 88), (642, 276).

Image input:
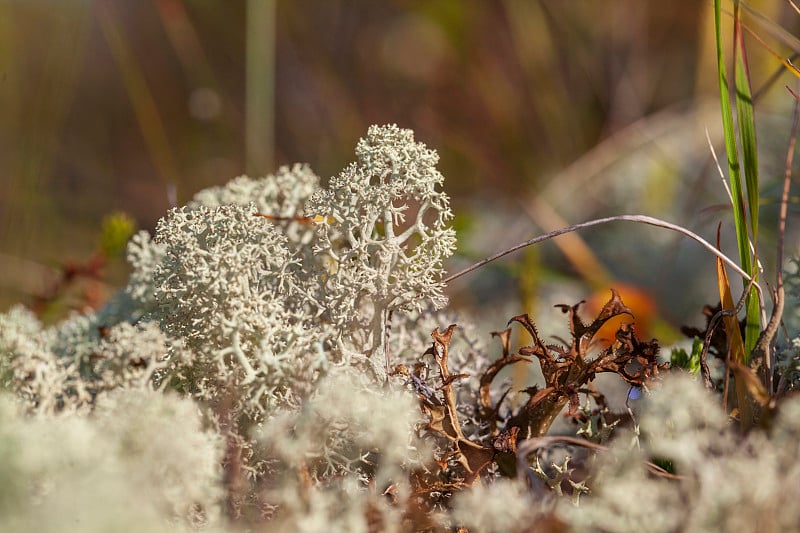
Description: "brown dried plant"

(404, 289), (668, 497)
(505, 289), (666, 440)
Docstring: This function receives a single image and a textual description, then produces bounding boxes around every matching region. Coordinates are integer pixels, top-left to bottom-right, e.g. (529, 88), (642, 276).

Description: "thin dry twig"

(700, 308), (734, 391)
(698, 275), (757, 395)
(516, 436), (684, 483)
(445, 214), (758, 294)
(757, 95), (798, 394)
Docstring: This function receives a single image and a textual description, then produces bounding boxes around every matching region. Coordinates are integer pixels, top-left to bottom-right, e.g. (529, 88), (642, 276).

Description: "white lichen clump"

(565, 374), (800, 533)
(3, 124), (799, 531)
(258, 368), (429, 531)
(306, 124), (457, 377)
(0, 125), (458, 529)
(0, 390), (223, 533)
(152, 203), (324, 412)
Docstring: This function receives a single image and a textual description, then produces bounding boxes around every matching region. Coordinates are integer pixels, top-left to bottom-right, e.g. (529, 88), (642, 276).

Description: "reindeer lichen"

(152, 202), (328, 415)
(6, 124), (800, 531)
(305, 124), (456, 379)
(189, 163), (322, 263)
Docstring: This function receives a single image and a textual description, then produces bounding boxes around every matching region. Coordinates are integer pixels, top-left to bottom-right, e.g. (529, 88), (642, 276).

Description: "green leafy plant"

(670, 337), (704, 377)
(714, 0), (762, 362)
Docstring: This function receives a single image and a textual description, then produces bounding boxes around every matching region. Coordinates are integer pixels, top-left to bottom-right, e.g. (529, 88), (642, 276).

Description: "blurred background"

(1, 0), (799, 338)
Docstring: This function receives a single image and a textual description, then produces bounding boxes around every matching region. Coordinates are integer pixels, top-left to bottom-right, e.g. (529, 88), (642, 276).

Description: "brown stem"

(505, 388), (569, 439)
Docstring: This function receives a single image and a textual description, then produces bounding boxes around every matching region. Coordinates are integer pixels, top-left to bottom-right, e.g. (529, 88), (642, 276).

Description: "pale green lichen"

(0, 306), (91, 415)
(451, 479), (543, 533)
(0, 390), (223, 533)
(189, 163), (319, 218)
(91, 321), (189, 392)
(189, 163), (321, 255)
(151, 202), (331, 418)
(0, 126), (462, 530)
(306, 124), (457, 378)
(258, 368), (428, 531)
(564, 374), (800, 533)
(152, 203), (303, 354)
(0, 305), (47, 390)
(125, 229), (166, 314)
(10, 125), (800, 532)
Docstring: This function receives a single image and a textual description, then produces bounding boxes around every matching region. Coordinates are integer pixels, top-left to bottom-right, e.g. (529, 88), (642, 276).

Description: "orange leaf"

(715, 229), (754, 428)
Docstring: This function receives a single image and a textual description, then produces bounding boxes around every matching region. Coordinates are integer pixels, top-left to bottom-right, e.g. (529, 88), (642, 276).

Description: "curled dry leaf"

(406, 289), (667, 511)
(423, 325), (495, 485)
(506, 289), (667, 439)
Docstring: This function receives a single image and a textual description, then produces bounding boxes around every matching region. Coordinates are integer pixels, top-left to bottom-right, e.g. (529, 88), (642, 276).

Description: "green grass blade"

(245, 0), (276, 176)
(734, 13), (759, 247)
(715, 0), (760, 360)
(733, 1), (762, 356)
(714, 0), (750, 274)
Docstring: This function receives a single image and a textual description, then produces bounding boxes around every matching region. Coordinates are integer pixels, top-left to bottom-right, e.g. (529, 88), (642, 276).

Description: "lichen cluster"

(0, 125), (458, 529)
(1, 125), (800, 532)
